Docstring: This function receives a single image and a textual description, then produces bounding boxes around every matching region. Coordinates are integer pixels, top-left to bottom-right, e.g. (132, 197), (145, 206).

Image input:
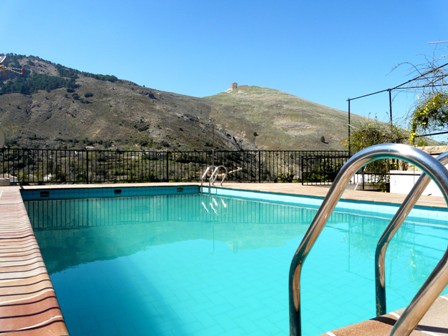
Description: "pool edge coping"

(0, 186), (69, 335)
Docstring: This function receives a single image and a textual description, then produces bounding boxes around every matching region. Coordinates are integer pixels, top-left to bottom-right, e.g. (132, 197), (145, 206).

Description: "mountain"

(0, 54), (365, 151)
(207, 85), (366, 150)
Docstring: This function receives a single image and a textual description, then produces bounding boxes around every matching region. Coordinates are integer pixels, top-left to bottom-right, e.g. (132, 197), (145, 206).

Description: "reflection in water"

(27, 194), (318, 273)
(25, 194), (448, 336)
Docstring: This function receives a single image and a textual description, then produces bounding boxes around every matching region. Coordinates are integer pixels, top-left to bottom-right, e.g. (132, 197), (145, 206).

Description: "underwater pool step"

(324, 295), (448, 336)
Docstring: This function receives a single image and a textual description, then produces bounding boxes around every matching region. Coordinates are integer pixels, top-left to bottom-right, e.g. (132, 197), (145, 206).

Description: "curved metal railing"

(289, 143), (448, 336)
(375, 151), (448, 316)
(200, 166), (216, 186)
(200, 165), (227, 187)
(210, 165), (227, 186)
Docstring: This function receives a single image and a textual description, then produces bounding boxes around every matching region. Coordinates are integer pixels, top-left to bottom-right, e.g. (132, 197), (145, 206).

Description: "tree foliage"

(348, 120), (406, 154)
(347, 120), (407, 190)
(402, 53), (448, 143)
(55, 64), (118, 82)
(410, 92), (448, 143)
(0, 74), (77, 95)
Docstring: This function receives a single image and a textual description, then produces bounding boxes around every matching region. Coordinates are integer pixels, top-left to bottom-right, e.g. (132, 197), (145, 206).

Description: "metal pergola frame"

(347, 62), (448, 154)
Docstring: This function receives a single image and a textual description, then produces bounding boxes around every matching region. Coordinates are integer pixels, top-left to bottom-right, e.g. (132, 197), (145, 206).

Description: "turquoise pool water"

(24, 190), (448, 335)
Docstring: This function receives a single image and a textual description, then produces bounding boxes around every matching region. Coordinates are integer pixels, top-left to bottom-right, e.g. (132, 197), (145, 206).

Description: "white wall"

(390, 170), (442, 196)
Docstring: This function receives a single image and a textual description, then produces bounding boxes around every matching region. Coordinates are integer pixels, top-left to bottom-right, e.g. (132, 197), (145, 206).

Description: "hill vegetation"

(207, 86), (367, 150)
(0, 54), (366, 151)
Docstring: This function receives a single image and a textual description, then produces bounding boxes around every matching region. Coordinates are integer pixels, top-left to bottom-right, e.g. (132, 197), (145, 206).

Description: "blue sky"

(2, 0), (447, 127)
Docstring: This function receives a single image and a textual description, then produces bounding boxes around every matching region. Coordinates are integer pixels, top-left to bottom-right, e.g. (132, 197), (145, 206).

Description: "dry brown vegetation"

(0, 55), (367, 150)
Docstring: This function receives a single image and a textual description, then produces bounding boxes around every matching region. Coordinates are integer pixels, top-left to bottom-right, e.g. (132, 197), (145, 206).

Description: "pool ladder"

(201, 165), (228, 187)
(289, 143), (448, 336)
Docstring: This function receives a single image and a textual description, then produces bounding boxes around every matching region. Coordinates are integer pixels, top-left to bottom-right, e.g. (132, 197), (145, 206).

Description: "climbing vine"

(409, 92), (448, 143)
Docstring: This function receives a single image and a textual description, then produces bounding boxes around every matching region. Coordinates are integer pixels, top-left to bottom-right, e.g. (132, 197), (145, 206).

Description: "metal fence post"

(86, 150), (89, 184)
(165, 151), (169, 182)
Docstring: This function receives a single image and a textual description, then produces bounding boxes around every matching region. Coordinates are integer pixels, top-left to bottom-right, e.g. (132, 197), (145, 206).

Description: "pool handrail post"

(391, 250), (448, 335)
(375, 151), (448, 316)
(289, 143), (448, 336)
(200, 165), (215, 186)
(210, 165), (227, 186)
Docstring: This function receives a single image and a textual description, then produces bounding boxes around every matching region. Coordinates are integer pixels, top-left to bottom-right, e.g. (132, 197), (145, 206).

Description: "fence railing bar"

(0, 148), (350, 185)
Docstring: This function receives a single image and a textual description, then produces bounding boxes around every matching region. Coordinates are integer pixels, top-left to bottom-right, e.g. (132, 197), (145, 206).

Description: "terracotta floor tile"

(0, 188), (69, 335)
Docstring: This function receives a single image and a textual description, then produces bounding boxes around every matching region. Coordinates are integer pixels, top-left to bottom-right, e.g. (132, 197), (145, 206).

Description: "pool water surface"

(25, 192), (448, 335)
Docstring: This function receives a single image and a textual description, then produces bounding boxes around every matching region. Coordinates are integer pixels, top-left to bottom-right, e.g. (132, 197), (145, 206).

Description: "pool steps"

(290, 144), (448, 336)
(323, 295), (448, 335)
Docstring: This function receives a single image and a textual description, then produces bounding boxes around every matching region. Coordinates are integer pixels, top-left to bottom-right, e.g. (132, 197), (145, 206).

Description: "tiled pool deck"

(0, 182), (446, 335)
(0, 186), (69, 335)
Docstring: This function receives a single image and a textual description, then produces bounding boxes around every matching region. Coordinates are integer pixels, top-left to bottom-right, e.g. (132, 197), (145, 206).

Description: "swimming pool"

(23, 186), (448, 335)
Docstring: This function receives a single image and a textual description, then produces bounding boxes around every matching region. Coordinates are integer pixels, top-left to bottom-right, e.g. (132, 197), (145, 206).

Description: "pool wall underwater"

(7, 185), (448, 335)
(20, 185), (448, 222)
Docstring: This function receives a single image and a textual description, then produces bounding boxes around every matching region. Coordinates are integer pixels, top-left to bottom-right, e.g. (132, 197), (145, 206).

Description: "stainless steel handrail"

(289, 143), (448, 336)
(200, 165), (227, 187)
(375, 151), (448, 316)
(200, 166), (216, 186)
(210, 165), (227, 186)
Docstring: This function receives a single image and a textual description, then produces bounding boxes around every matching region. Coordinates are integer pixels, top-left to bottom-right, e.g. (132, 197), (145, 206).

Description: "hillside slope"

(0, 54), (362, 151)
(206, 86), (366, 150)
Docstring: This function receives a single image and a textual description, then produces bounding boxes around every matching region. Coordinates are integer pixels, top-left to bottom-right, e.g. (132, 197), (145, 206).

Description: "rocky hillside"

(208, 85), (367, 150)
(0, 54), (365, 151)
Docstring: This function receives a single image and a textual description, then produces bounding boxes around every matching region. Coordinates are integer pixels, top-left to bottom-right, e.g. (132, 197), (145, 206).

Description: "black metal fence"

(300, 155), (350, 185)
(0, 148), (349, 185)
